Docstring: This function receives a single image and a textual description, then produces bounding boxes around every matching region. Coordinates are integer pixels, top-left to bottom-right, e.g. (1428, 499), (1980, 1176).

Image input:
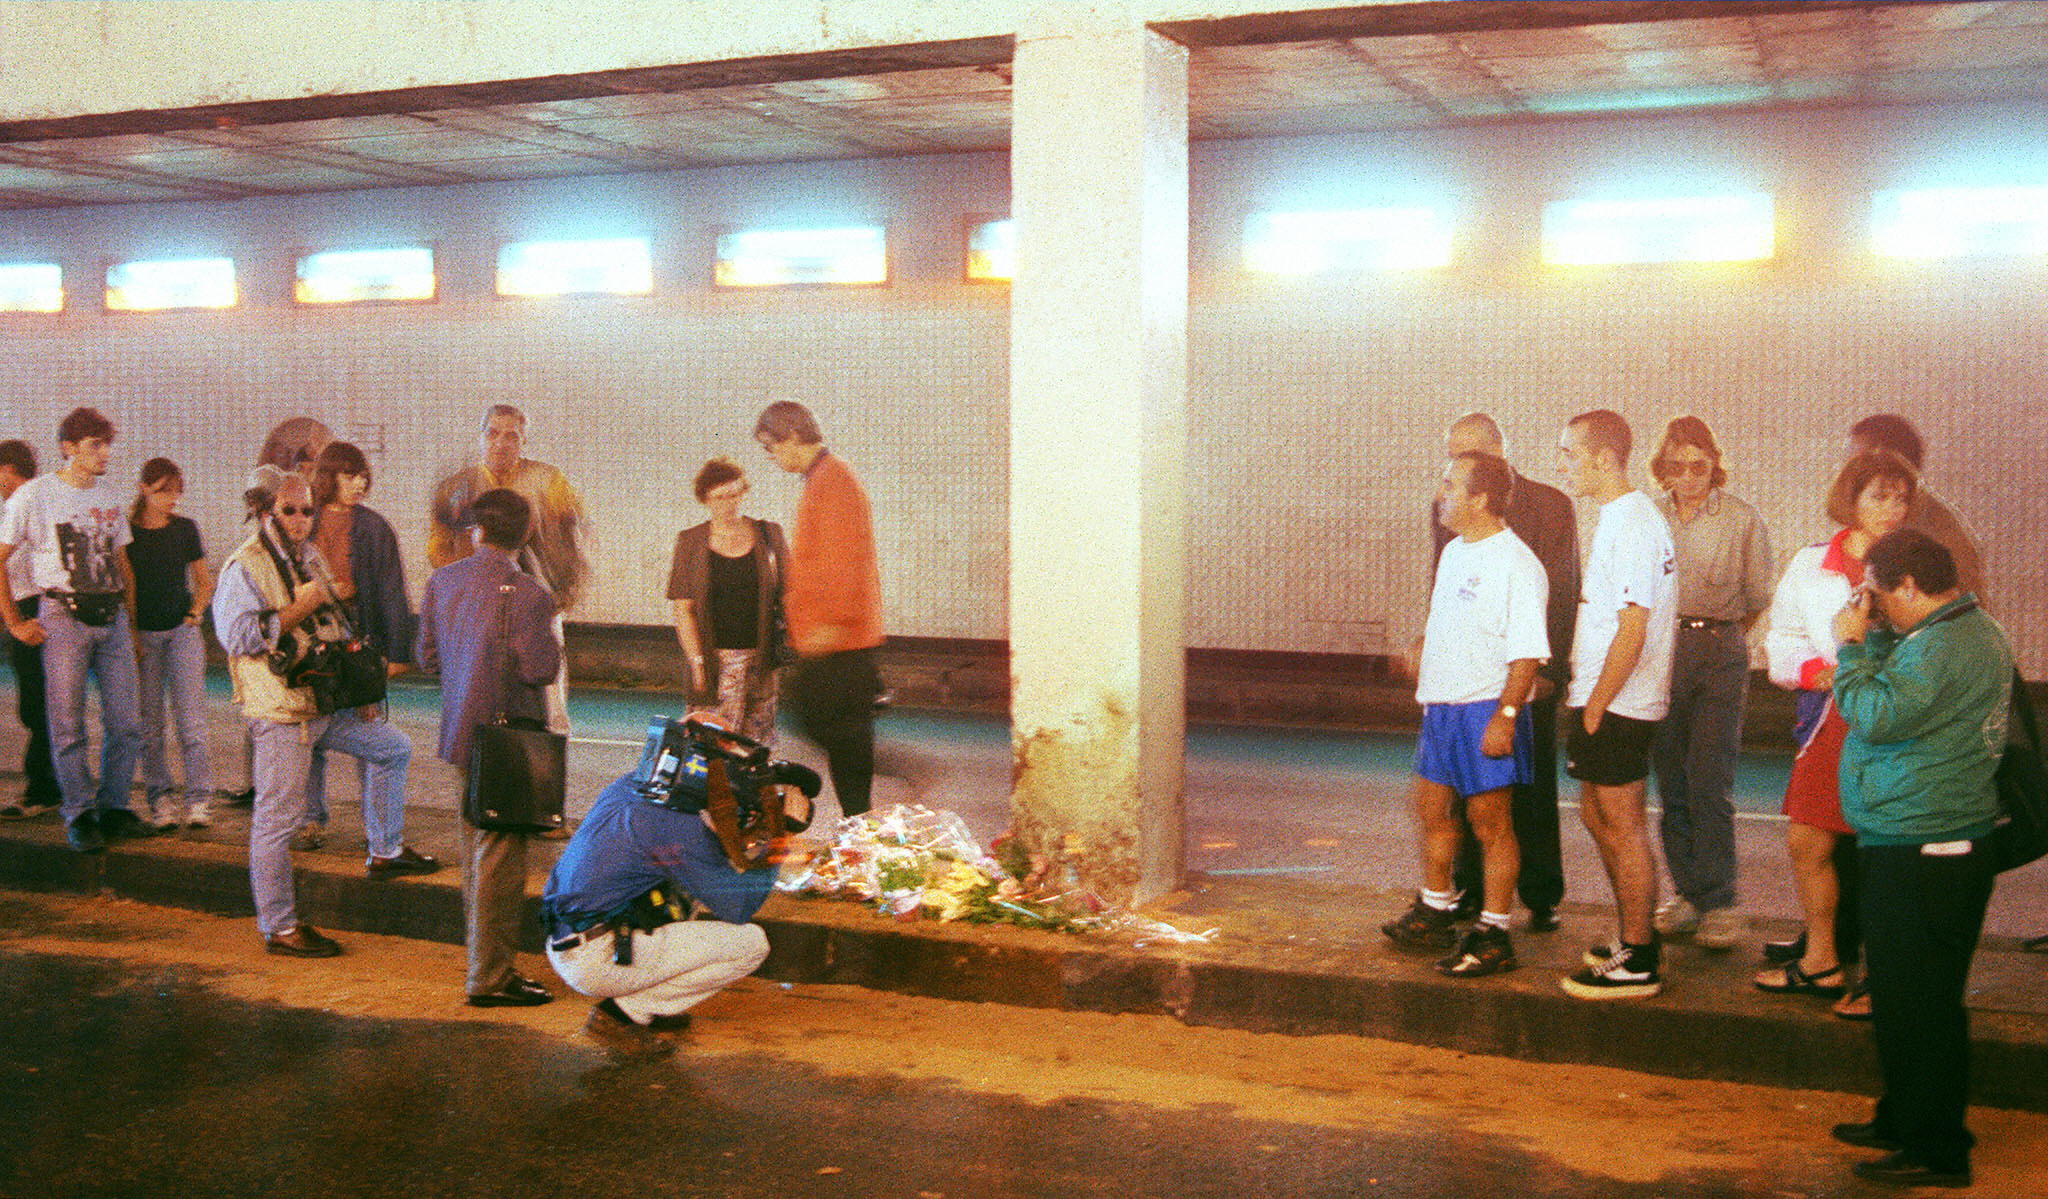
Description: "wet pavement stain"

(0, 949), (1891, 1199)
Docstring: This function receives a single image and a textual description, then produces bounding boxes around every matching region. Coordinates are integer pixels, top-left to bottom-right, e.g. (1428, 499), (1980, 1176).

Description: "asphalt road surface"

(5, 890), (2046, 1199)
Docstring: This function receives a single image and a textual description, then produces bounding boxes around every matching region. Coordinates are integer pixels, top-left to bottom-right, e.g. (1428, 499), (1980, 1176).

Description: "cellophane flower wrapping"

(775, 804), (1215, 944)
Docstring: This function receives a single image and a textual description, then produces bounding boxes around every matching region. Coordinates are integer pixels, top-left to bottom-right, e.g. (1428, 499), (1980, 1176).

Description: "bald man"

(1427, 413), (1578, 932)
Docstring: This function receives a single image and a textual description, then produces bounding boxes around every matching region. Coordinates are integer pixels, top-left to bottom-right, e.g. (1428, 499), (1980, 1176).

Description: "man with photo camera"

(542, 715), (819, 1058)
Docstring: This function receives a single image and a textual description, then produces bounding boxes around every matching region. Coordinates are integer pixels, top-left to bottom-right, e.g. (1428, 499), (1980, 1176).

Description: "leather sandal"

(1832, 980), (1873, 1021)
(1754, 960), (1846, 998)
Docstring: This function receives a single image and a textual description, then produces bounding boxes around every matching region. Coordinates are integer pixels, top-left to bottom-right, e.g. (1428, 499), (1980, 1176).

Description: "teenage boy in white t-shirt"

(0, 407), (146, 854)
(1556, 409), (1677, 999)
(1385, 452), (1549, 978)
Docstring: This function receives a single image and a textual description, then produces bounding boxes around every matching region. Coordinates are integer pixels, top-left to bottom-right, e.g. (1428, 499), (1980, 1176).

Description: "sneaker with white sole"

(1582, 937), (1623, 967)
(1437, 926), (1518, 978)
(145, 797), (183, 831)
(184, 800), (213, 829)
(1694, 906), (1745, 950)
(1653, 898), (1700, 937)
(1562, 941), (1663, 1000)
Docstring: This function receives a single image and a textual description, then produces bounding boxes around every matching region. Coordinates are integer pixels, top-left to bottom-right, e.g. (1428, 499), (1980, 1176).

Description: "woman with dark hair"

(298, 441), (415, 850)
(126, 458), (215, 829)
(1647, 416), (1773, 950)
(1756, 449), (1917, 1017)
(666, 457), (789, 744)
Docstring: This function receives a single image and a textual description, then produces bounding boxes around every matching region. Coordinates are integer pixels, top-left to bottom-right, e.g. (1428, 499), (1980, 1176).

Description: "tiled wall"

(3, 100), (2043, 674)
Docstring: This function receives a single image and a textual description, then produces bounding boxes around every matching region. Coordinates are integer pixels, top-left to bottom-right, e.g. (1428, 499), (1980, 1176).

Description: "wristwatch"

(1497, 704), (1518, 719)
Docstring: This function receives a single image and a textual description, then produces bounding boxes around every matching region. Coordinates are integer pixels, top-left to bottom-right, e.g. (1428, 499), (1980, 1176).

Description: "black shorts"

(1564, 709), (1659, 786)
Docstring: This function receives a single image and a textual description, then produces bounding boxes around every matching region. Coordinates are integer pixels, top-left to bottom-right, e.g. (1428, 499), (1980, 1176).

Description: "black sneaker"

(1437, 926), (1518, 978)
(65, 813), (106, 853)
(96, 808), (153, 841)
(1526, 906), (1561, 933)
(1582, 937), (1623, 967)
(1562, 941), (1662, 1000)
(1381, 896), (1460, 950)
(223, 787), (256, 809)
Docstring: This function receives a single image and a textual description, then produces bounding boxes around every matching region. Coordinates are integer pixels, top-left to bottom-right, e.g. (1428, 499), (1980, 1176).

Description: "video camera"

(630, 715), (823, 869)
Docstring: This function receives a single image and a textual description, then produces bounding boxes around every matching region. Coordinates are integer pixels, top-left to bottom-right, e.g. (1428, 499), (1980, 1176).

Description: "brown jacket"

(666, 517), (789, 685)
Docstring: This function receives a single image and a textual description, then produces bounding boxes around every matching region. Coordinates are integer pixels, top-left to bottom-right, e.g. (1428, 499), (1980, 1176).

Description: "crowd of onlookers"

(0, 400), (2034, 1181)
(0, 398), (896, 1051)
(1390, 406), (2023, 1188)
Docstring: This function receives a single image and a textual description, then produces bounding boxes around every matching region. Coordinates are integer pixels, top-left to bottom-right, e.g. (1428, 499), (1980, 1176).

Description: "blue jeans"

(136, 623), (213, 802)
(248, 709), (411, 935)
(40, 602), (143, 823)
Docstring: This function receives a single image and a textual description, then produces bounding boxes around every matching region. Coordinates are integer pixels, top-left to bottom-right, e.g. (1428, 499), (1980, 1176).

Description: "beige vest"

(225, 532), (323, 725)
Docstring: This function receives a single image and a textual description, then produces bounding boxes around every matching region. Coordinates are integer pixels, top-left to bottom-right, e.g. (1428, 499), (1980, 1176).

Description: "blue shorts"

(1415, 700), (1534, 798)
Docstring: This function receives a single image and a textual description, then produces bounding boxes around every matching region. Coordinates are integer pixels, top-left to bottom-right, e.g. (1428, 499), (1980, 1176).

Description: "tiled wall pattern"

(3, 101), (2043, 675)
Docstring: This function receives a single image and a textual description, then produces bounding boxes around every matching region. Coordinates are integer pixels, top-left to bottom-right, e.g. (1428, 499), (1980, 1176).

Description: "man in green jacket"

(1828, 528), (2010, 1190)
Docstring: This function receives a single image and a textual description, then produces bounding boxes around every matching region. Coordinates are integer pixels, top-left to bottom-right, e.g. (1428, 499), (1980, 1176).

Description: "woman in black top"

(127, 458), (214, 829)
(666, 458), (788, 744)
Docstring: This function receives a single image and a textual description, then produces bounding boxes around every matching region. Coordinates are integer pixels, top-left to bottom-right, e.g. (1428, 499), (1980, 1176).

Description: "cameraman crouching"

(542, 722), (812, 1058)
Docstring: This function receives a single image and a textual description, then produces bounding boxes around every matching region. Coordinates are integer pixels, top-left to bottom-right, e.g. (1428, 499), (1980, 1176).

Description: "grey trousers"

(460, 817), (530, 995)
(1651, 621), (1750, 912)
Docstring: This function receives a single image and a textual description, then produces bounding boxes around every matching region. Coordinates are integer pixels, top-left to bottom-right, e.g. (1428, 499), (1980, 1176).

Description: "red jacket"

(786, 451), (883, 652)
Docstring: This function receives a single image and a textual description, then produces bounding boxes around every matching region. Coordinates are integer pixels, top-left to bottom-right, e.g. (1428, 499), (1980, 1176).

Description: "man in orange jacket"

(755, 401), (886, 817)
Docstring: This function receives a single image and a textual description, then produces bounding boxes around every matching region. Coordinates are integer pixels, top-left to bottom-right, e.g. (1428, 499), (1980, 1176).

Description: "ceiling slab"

(1, 2), (2044, 211)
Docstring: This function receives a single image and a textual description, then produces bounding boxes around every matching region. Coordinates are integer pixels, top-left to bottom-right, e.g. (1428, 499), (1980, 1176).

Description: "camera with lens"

(630, 715), (822, 869)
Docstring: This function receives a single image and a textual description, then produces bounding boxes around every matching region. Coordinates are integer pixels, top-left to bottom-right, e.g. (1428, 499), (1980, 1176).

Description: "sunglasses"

(276, 504), (314, 517)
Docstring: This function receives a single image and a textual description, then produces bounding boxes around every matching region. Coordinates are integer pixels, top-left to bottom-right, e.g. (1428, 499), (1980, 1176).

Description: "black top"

(125, 516), (205, 633)
(707, 548), (760, 650)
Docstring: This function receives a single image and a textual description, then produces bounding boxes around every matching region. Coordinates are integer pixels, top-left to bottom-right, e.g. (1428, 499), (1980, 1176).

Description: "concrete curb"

(6, 825), (2046, 1112)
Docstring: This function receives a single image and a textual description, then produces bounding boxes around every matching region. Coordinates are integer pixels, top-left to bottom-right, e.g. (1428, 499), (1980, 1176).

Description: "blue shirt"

(542, 772), (776, 929)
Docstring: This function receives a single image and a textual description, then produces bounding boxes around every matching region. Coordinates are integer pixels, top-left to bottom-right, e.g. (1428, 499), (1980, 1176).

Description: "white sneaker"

(185, 800), (213, 829)
(1695, 906), (1746, 950)
(146, 797), (183, 831)
(1653, 898), (1701, 937)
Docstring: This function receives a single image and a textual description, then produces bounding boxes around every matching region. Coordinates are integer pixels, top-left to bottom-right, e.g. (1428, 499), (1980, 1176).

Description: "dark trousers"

(786, 648), (880, 817)
(1651, 623), (1749, 912)
(1453, 694), (1563, 911)
(9, 595), (60, 802)
(1860, 839), (1996, 1172)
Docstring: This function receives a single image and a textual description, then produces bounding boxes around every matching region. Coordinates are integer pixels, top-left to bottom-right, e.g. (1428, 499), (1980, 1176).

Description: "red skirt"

(1782, 696), (1852, 835)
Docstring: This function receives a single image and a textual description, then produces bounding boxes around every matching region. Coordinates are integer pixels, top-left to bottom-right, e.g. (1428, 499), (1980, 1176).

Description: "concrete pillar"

(1008, 20), (1188, 907)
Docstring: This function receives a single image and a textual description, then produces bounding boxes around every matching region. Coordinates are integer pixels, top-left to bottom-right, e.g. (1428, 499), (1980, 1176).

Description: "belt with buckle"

(547, 925), (613, 953)
(1678, 616), (1736, 630)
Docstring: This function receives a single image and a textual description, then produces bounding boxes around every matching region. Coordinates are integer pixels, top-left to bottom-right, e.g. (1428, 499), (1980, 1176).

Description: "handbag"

(462, 581), (567, 834)
(1991, 671), (2048, 872)
(259, 528), (387, 715)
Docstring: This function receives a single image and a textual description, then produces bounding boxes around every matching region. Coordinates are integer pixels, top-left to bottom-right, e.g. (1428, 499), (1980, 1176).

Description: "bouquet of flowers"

(777, 804), (1214, 944)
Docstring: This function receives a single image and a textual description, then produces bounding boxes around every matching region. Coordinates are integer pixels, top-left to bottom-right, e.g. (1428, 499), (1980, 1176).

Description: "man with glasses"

(1648, 417), (1773, 950)
(215, 468), (417, 957)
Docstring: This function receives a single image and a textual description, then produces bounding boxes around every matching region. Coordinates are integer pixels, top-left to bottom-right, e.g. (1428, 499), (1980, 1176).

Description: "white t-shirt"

(1567, 490), (1677, 720)
(0, 473), (131, 596)
(1416, 527), (1551, 705)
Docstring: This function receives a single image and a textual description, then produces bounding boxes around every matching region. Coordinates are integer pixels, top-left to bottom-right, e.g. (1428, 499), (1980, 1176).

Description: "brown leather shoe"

(366, 845), (441, 879)
(265, 925), (342, 958)
(584, 999), (674, 1059)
